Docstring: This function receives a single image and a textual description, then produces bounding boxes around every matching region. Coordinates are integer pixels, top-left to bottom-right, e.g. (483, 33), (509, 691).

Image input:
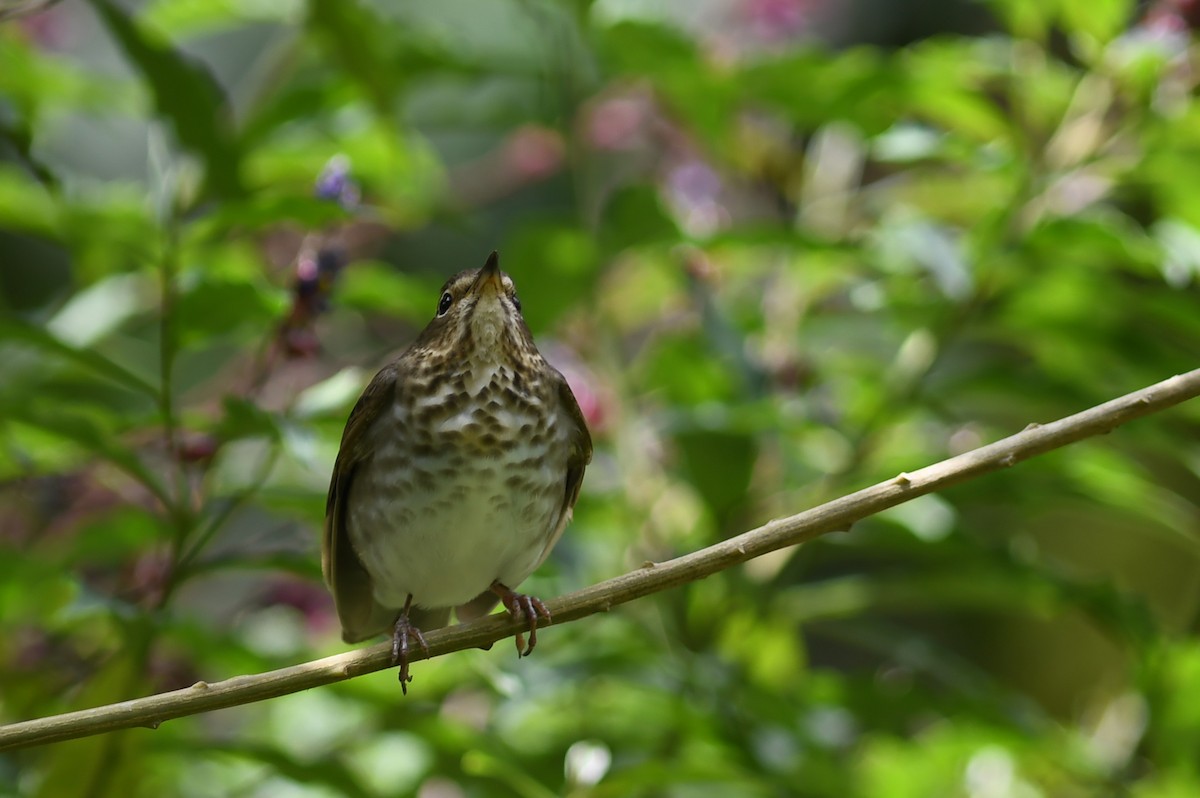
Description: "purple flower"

(314, 155), (360, 209)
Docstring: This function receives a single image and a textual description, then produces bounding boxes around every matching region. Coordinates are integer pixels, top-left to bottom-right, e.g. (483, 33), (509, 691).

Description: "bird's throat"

(470, 294), (507, 351)
(475, 319), (501, 351)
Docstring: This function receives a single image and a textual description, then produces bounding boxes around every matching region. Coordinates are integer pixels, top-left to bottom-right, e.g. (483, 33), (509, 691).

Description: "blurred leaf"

(1147, 641), (1200, 770)
(1060, 0), (1134, 45)
(217, 397), (283, 442)
(175, 274), (278, 344)
(596, 20), (697, 78)
(0, 318), (159, 398)
(335, 260), (435, 323)
(47, 271), (158, 348)
(242, 116), (444, 216)
(88, 0), (245, 199)
(901, 38), (1017, 145)
(0, 552), (78, 628)
(239, 79), (343, 150)
(34, 656), (149, 798)
(597, 20), (738, 150)
(169, 740), (374, 797)
(598, 249), (688, 333)
(0, 26), (136, 119)
(306, 0), (468, 115)
(71, 508), (165, 567)
(142, 0), (304, 36)
(639, 334), (739, 406)
(599, 186), (678, 255)
(0, 163), (59, 236)
(673, 427), (757, 528)
(986, 0), (1053, 40)
(778, 562), (1158, 646)
(501, 220), (599, 331)
(198, 195), (353, 231)
(4, 405), (169, 506)
(292, 369), (364, 421)
(306, 0), (396, 114)
(859, 722), (1083, 798)
(742, 48), (902, 136)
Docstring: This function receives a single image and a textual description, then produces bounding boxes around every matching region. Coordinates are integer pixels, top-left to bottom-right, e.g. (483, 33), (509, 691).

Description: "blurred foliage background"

(2, 0), (1200, 795)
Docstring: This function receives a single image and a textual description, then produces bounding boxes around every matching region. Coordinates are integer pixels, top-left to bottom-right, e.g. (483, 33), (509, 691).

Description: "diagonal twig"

(2, 368), (1198, 751)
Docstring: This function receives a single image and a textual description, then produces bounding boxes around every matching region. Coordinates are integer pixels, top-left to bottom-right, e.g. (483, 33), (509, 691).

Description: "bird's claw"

(492, 582), (551, 657)
(391, 611), (429, 696)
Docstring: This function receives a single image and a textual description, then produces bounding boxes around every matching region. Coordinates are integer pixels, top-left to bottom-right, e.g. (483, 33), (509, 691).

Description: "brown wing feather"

(323, 364), (404, 643)
(535, 367), (593, 568)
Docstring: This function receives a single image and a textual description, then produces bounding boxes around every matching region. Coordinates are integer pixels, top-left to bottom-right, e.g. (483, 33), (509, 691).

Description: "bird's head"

(412, 251), (536, 367)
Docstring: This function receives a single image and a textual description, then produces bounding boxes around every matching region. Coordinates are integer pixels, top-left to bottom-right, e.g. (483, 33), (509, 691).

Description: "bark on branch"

(2, 368), (1199, 751)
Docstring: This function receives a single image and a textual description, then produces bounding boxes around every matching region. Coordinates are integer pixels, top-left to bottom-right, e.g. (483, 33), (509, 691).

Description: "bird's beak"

(472, 251), (503, 296)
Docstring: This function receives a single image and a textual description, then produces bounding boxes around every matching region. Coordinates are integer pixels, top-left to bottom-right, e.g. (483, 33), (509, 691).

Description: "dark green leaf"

(88, 0), (244, 199)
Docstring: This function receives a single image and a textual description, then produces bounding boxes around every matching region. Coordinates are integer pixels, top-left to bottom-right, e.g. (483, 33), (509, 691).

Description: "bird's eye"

(437, 291), (453, 316)
(512, 294), (522, 313)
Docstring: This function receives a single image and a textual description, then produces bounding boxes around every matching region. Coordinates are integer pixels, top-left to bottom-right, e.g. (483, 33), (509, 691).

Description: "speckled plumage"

(322, 252), (591, 689)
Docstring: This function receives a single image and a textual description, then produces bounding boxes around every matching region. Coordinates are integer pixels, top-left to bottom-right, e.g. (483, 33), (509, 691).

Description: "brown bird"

(323, 251), (592, 692)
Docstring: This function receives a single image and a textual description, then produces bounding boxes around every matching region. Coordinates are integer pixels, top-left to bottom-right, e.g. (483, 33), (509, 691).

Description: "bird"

(322, 251), (592, 692)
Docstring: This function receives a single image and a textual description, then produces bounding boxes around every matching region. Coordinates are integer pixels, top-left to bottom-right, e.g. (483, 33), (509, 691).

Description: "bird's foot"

(391, 597), (430, 695)
(490, 581), (551, 657)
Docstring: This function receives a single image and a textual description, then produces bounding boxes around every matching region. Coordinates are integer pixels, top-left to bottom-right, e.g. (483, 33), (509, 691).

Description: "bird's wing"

(323, 364), (406, 643)
(535, 367), (593, 568)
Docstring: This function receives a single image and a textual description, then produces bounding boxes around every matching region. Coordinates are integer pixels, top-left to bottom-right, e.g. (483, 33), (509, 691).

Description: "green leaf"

(198, 195), (353, 231)
(597, 21), (739, 149)
(34, 656), (150, 798)
(901, 39), (1017, 145)
(501, 220), (599, 331)
(142, 0), (305, 37)
(0, 318), (159, 398)
(88, 0), (245, 199)
(673, 427), (758, 529)
(985, 0), (1053, 40)
(336, 261), (436, 323)
(742, 48), (902, 135)
(0, 25), (136, 120)
(596, 20), (697, 79)
(599, 186), (678, 255)
(305, 0), (467, 114)
(70, 508), (165, 566)
(1149, 642), (1200, 769)
(175, 274), (279, 344)
(0, 163), (59, 237)
(1060, 0), (1133, 45)
(4, 404), (169, 506)
(217, 397), (283, 442)
(46, 271), (157, 348)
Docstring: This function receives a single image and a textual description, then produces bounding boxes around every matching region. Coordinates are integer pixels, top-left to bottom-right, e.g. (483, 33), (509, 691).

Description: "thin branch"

(2, 368), (1198, 751)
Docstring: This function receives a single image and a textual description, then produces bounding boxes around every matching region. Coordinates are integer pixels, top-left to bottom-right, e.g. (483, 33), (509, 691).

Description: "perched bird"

(323, 252), (592, 692)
